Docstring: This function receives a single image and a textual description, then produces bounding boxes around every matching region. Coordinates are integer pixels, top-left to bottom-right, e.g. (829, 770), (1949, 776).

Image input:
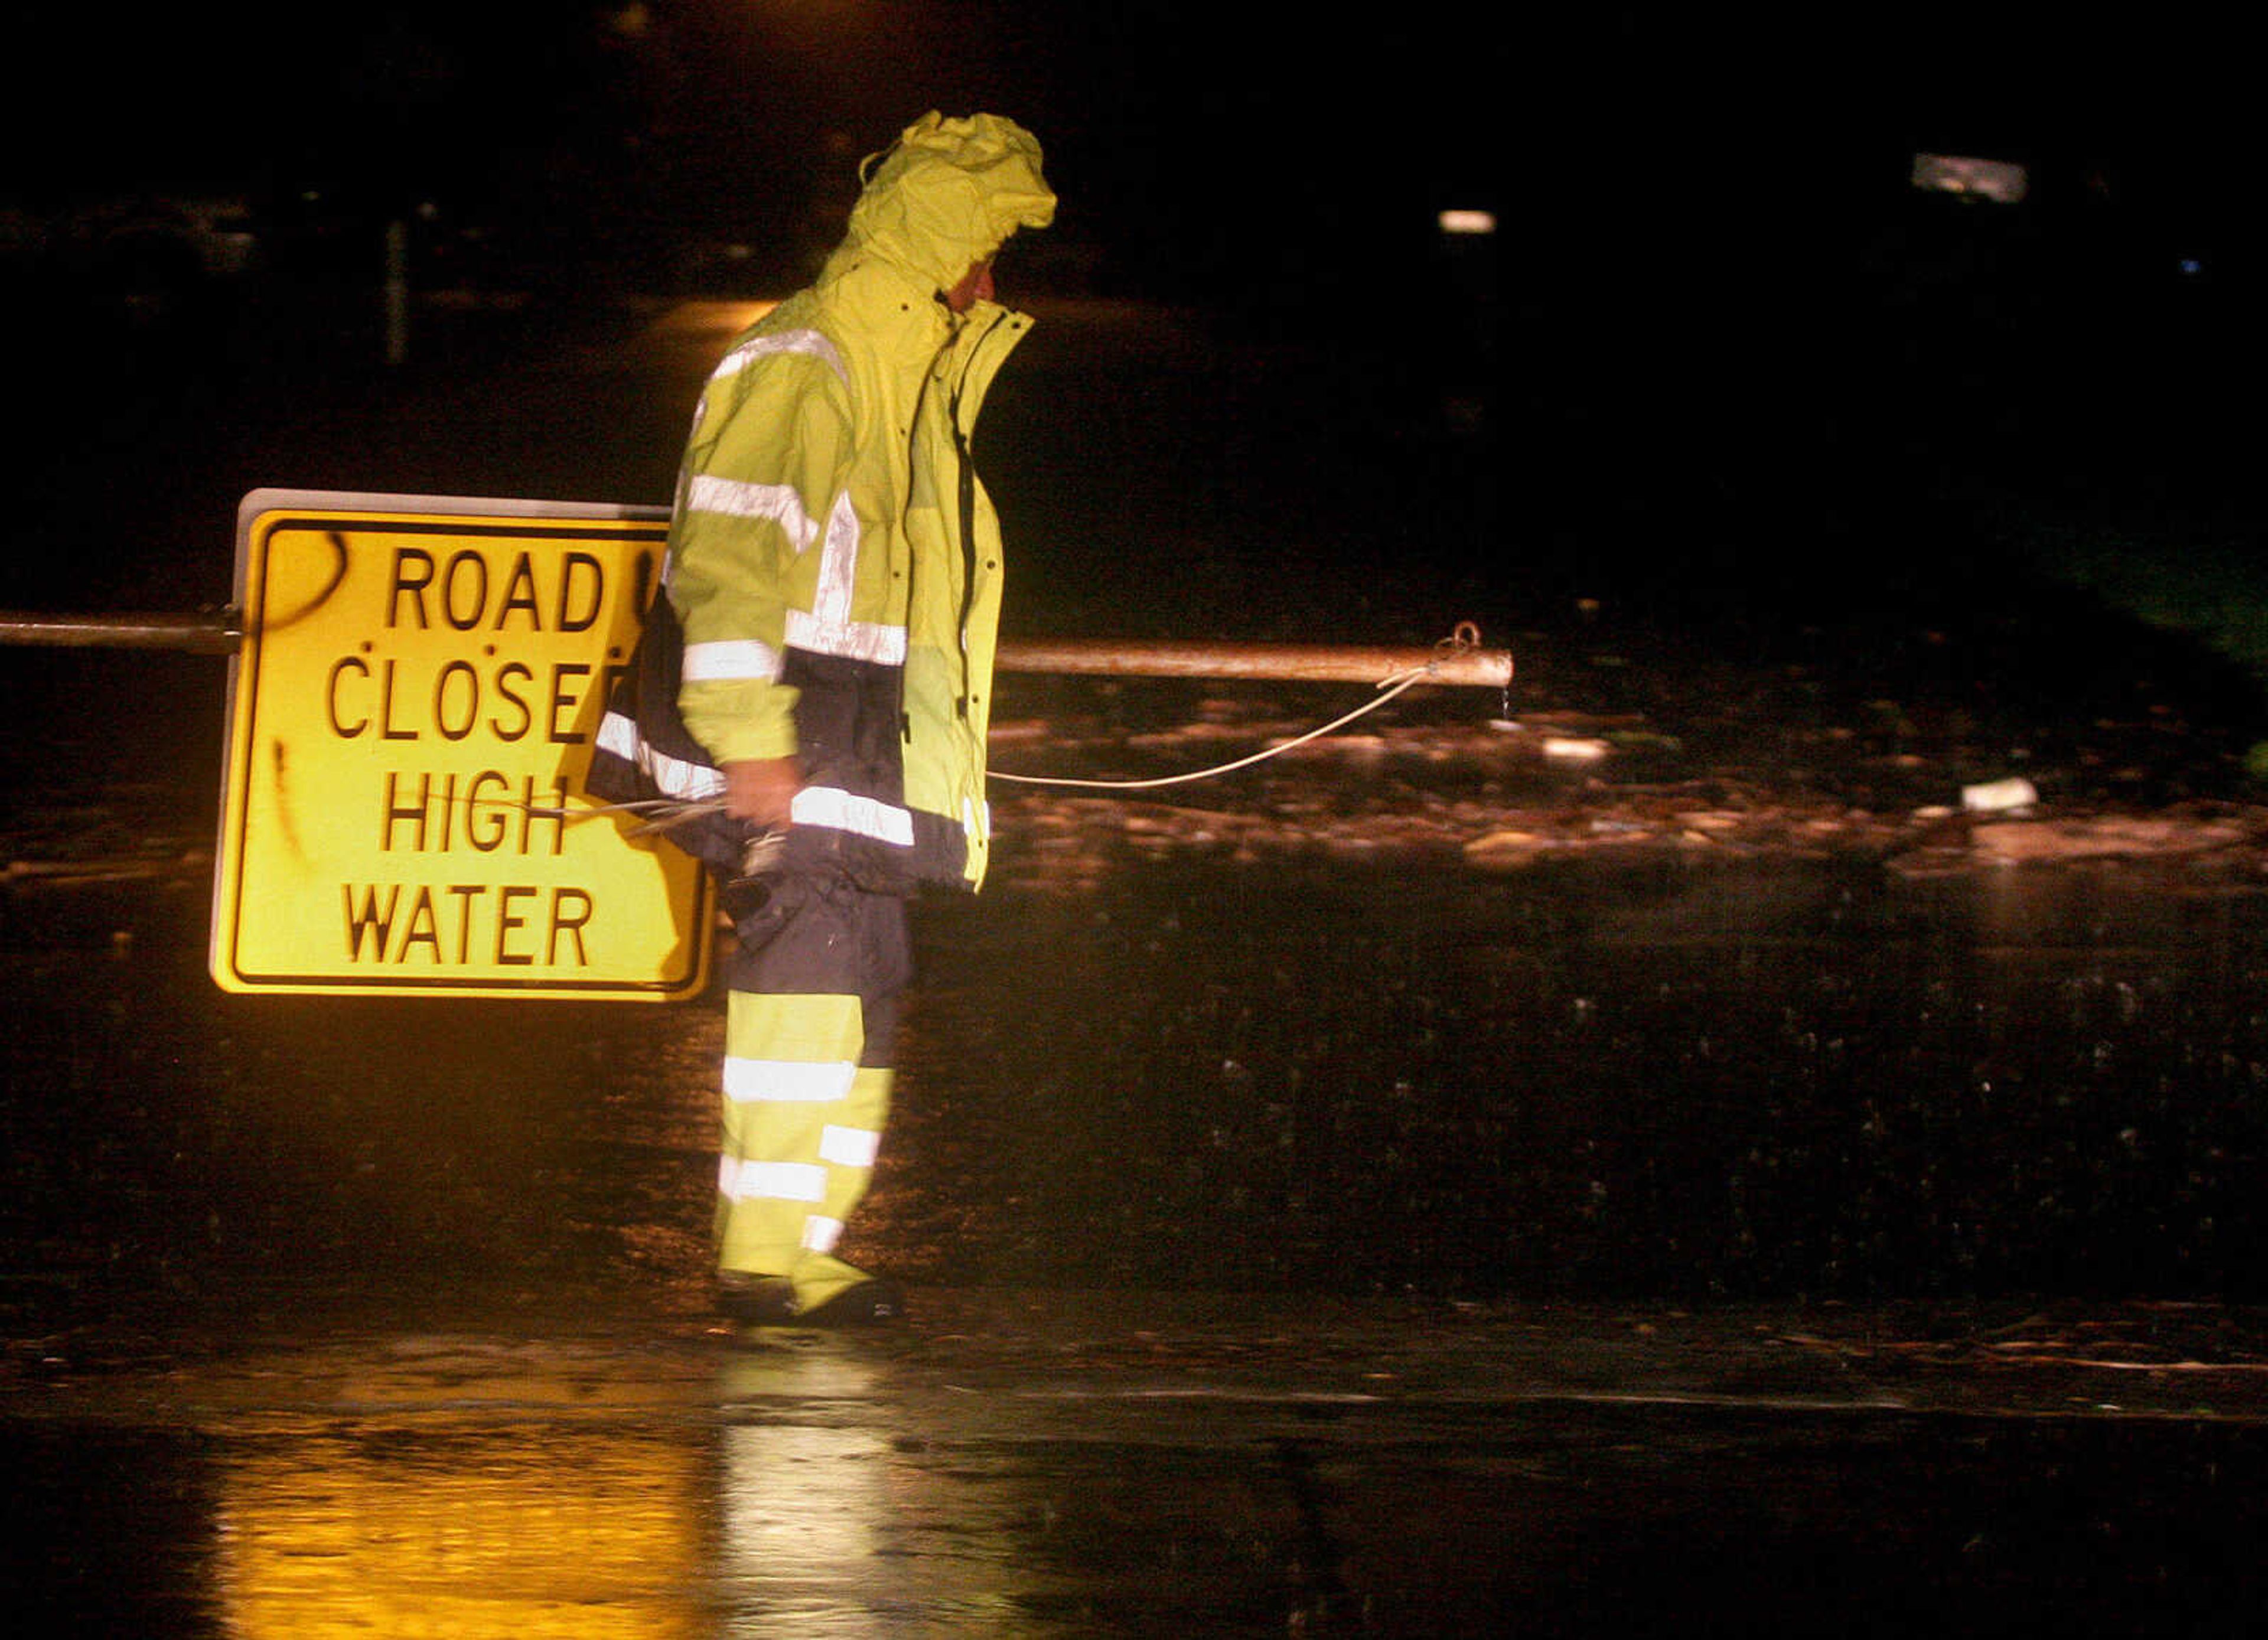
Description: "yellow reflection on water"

(208, 1334), (1055, 1635)
(215, 1426), (703, 1639)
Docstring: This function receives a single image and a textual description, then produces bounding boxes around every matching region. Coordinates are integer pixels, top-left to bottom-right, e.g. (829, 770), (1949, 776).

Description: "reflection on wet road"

(6, 850), (2268, 1633)
(8, 1298), (2268, 1636)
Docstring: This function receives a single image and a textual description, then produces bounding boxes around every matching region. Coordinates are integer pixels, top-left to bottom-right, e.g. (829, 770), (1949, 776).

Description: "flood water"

(908, 846), (2268, 1305)
(7, 827), (2268, 1634)
(11, 796), (2267, 1313)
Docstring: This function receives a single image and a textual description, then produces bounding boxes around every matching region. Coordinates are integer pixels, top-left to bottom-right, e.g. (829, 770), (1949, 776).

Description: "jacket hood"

(823, 112), (1055, 296)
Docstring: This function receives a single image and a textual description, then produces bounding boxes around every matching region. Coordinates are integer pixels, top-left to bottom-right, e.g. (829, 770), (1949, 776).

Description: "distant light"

(653, 300), (779, 344)
(1911, 153), (2029, 204)
(1438, 209), (1497, 236)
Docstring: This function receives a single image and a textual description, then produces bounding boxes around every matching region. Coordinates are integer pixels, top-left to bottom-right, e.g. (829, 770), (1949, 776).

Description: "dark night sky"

(10, 5), (2256, 316)
(18, 11), (2223, 195)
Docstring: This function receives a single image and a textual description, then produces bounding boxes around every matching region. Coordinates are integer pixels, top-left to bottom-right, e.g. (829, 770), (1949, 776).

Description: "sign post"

(212, 490), (713, 1000)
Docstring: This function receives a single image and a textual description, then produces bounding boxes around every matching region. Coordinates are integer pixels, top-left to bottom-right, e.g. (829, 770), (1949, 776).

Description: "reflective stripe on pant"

(718, 989), (894, 1310)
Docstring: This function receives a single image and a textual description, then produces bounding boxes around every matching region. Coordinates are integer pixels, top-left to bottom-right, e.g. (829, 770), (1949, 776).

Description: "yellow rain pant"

(718, 990), (894, 1312)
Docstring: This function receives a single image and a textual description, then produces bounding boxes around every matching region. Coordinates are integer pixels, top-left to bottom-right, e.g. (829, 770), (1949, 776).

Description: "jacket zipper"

(950, 312), (1011, 720)
(902, 310), (1011, 739)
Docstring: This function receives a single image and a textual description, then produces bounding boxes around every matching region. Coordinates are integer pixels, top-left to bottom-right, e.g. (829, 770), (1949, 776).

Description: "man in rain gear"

(592, 113), (1054, 1324)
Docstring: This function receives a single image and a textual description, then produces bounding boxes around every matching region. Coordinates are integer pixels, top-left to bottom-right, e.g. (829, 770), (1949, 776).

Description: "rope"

(530, 797), (728, 836)
(465, 625), (1488, 827)
(988, 624), (1484, 791)
(432, 793), (731, 838)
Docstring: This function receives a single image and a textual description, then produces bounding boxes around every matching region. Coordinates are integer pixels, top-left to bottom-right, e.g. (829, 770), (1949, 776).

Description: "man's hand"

(721, 757), (803, 830)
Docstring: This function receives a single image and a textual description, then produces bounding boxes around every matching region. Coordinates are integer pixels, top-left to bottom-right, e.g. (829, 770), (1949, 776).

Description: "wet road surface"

(7, 1291), (2268, 1637)
(9, 846), (2268, 1635)
(7, 282), (2268, 1633)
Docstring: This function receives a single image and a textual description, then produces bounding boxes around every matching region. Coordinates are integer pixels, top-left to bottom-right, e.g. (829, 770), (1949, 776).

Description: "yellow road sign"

(213, 490), (712, 999)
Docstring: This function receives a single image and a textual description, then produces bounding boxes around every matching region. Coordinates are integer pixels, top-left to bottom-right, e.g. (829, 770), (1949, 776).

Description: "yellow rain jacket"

(664, 112), (1055, 894)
